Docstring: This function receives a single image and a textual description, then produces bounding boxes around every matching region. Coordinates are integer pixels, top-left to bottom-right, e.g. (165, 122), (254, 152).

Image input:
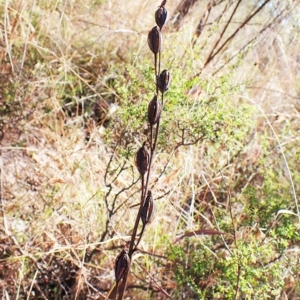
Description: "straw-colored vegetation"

(1, 0), (300, 299)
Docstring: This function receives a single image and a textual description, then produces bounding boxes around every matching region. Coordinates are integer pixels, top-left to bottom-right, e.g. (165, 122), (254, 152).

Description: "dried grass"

(0, 0), (299, 298)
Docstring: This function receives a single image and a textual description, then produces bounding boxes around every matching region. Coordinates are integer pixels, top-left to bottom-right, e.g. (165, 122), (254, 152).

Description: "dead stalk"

(113, 1), (170, 299)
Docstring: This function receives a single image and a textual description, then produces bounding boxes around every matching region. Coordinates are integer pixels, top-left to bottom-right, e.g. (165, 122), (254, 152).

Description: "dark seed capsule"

(147, 26), (161, 55)
(115, 249), (130, 282)
(157, 69), (171, 94)
(141, 191), (155, 225)
(155, 6), (167, 30)
(135, 143), (150, 175)
(148, 94), (162, 125)
(160, 0), (167, 7)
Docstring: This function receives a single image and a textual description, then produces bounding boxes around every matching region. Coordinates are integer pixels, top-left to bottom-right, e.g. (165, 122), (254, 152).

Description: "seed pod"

(141, 191), (155, 225)
(155, 6), (167, 30)
(160, 0), (167, 6)
(135, 143), (150, 175)
(148, 94), (162, 125)
(115, 249), (130, 282)
(147, 26), (161, 55)
(157, 69), (171, 94)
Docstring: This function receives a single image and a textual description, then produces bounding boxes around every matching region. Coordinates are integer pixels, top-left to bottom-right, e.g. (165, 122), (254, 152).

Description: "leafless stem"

(115, 3), (170, 298)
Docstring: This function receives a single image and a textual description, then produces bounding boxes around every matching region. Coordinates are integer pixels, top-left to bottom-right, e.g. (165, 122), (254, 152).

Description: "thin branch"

(212, 1), (291, 75)
(196, 0), (272, 74)
(192, 0), (226, 45)
(204, 0), (243, 68)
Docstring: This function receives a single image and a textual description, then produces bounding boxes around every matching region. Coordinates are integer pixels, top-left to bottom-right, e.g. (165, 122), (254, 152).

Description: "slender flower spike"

(148, 26), (161, 55)
(141, 191), (155, 225)
(155, 5), (167, 30)
(115, 249), (130, 282)
(148, 94), (162, 125)
(135, 143), (150, 175)
(157, 69), (171, 94)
